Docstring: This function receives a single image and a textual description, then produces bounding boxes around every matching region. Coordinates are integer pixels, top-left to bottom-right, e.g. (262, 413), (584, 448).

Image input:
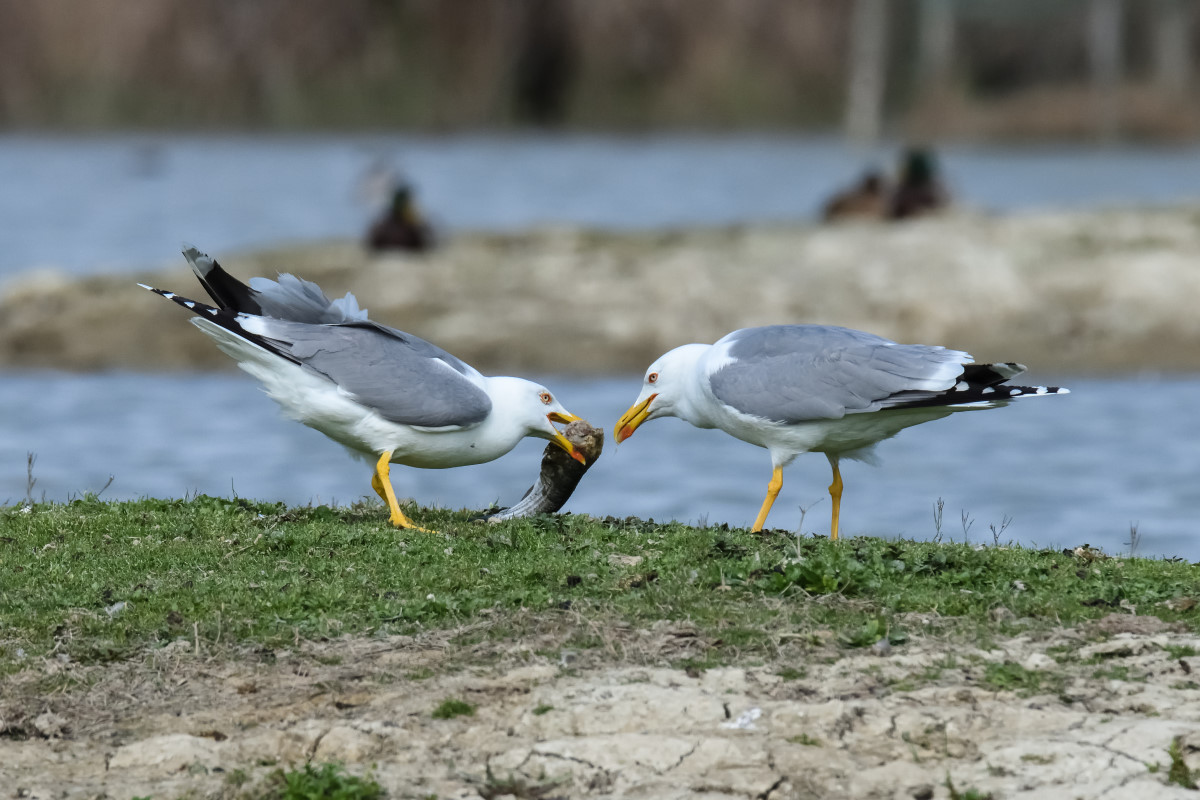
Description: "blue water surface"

(1, 371), (1194, 560)
(2, 133), (1199, 278)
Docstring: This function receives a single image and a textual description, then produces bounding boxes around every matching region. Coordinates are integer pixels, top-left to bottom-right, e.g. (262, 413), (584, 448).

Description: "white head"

(487, 376), (585, 463)
(614, 343), (709, 442)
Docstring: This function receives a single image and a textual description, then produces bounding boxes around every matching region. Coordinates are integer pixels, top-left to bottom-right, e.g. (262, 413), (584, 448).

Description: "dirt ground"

(3, 613), (1200, 800)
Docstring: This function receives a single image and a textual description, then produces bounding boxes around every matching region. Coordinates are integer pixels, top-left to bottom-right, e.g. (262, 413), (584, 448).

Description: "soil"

(3, 612), (1200, 799)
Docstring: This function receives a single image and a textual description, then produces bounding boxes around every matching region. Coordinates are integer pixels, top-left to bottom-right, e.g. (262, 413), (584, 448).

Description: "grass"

(431, 698), (476, 719)
(1, 496), (1199, 671)
(787, 733), (822, 746)
(945, 772), (996, 800)
(263, 763), (383, 799)
(980, 661), (1063, 697)
(1167, 736), (1200, 790)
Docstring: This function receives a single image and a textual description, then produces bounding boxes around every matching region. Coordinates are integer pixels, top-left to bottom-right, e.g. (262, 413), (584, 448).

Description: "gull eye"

(539, 391), (553, 405)
(647, 372), (658, 385)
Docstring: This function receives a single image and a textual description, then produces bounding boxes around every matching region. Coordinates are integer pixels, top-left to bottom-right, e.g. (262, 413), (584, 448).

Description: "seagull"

(614, 325), (1067, 539)
(142, 246), (584, 530)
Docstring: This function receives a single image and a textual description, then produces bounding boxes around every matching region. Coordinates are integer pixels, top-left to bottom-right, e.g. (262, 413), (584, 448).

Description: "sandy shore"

(4, 206), (1200, 376)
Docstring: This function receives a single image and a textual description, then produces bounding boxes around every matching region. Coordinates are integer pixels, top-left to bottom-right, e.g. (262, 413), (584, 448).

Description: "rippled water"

(2, 371), (1195, 560)
(3, 134), (1200, 278)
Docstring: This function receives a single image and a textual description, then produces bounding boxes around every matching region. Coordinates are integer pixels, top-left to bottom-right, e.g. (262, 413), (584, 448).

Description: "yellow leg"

(827, 457), (843, 541)
(371, 451), (431, 531)
(751, 466), (784, 532)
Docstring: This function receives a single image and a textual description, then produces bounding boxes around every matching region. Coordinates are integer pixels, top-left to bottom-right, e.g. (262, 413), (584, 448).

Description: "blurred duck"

(821, 170), (889, 221)
(822, 148), (951, 224)
(367, 184), (435, 252)
(888, 148), (949, 220)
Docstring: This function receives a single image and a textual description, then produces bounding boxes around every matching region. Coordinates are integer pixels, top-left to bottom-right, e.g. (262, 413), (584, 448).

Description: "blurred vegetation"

(0, 0), (1196, 138)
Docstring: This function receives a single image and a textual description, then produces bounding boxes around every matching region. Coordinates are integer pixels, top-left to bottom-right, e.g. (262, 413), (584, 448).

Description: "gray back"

(260, 318), (491, 428)
(709, 325), (965, 422)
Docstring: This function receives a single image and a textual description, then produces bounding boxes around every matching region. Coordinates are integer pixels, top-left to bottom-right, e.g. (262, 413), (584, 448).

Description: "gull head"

(493, 377), (586, 464)
(614, 344), (707, 442)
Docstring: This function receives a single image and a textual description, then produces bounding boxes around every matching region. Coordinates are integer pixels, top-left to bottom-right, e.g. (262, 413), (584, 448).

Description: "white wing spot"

(163, 292), (175, 299)
(1035, 386), (1048, 395)
(982, 387), (994, 394)
(183, 301), (194, 308)
(1009, 388), (1021, 396)
(207, 307), (219, 315)
(955, 381), (968, 391)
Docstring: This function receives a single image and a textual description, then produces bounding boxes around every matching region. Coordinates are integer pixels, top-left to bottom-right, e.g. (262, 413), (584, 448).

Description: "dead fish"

(486, 420), (604, 521)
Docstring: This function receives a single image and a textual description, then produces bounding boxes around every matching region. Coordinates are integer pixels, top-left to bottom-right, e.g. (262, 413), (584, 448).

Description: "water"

(3, 133), (1200, 278)
(1, 371), (1196, 560)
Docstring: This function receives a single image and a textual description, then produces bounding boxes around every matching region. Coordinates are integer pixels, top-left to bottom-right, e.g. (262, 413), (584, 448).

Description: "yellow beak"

(614, 394), (657, 443)
(547, 411), (587, 464)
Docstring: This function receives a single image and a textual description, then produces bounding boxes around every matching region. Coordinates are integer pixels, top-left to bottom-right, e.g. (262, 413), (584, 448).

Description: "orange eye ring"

(539, 391), (553, 405)
(647, 372), (659, 384)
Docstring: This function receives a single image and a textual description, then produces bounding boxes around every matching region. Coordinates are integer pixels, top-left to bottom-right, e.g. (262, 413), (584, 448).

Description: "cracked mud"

(3, 614), (1200, 799)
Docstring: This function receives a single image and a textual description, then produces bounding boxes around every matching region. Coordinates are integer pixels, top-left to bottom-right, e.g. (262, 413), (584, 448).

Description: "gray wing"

(247, 274), (369, 324)
(182, 245), (367, 324)
(252, 317), (491, 428)
(708, 325), (969, 422)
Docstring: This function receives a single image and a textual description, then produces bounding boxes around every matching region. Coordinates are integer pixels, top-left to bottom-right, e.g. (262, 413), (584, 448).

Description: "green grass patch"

(945, 773), (995, 800)
(263, 763), (382, 799)
(1, 497), (1198, 670)
(1092, 664), (1144, 682)
(787, 733), (822, 746)
(431, 698), (475, 719)
(1167, 736), (1200, 789)
(981, 661), (1059, 696)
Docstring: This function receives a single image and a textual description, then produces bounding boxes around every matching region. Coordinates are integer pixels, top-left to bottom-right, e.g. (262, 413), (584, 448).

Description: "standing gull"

(614, 325), (1067, 539)
(142, 246), (584, 530)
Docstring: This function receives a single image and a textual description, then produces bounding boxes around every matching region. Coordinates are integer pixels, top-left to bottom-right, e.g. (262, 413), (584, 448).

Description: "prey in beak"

(614, 393), (657, 443)
(547, 410), (587, 464)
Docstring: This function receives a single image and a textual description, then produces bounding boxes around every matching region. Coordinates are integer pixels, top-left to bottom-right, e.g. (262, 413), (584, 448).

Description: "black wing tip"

(178, 245), (263, 315)
(960, 362), (1027, 386)
(999, 384), (1070, 398)
(142, 284), (222, 315)
(139, 283), (181, 301)
(180, 243), (212, 273)
(944, 382), (1070, 408)
(148, 283), (302, 366)
(884, 379), (1069, 411)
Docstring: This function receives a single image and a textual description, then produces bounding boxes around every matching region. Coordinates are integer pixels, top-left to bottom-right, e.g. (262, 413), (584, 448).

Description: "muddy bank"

(3, 614), (1199, 799)
(4, 207), (1200, 375)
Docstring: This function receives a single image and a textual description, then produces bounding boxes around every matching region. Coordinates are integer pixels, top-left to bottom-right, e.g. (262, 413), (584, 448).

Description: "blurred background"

(1, 0), (1196, 139)
(3, 0), (1200, 557)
